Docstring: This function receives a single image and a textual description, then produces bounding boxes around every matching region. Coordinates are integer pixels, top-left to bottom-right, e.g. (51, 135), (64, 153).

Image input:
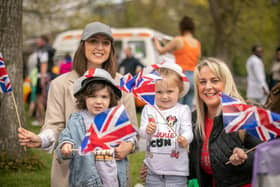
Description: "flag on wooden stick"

(80, 105), (137, 154)
(0, 53), (12, 93)
(221, 93), (280, 141)
(0, 52), (23, 129)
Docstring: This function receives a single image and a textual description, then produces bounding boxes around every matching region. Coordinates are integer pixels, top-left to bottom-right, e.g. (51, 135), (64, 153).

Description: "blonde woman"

(189, 58), (261, 187)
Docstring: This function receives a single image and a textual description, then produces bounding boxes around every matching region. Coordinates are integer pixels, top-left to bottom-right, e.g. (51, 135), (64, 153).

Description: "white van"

(52, 27), (174, 67)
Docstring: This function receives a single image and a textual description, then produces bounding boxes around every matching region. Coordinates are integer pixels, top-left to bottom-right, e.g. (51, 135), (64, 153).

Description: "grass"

(0, 149), (52, 187)
(0, 150), (145, 187)
(128, 151), (145, 185)
(0, 108), (146, 187)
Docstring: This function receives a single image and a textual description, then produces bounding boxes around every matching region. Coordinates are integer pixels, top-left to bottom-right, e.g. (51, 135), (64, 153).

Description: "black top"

(118, 57), (144, 76)
(189, 112), (261, 187)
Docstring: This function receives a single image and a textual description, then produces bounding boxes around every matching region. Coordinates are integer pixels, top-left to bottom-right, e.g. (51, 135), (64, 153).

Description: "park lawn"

(128, 151), (145, 185)
(0, 148), (52, 187)
(0, 109), (145, 187)
(0, 149), (145, 187)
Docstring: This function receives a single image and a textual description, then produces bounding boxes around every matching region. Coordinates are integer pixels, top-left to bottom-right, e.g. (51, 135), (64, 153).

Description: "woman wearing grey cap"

(18, 21), (138, 187)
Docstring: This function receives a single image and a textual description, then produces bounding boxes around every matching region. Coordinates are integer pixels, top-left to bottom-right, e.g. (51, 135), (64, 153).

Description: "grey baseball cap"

(81, 22), (113, 41)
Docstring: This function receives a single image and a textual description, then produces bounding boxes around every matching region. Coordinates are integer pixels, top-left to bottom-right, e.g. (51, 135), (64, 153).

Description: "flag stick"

(72, 149), (99, 153)
(11, 91), (22, 128)
(1, 53), (25, 150)
(72, 149), (114, 155)
(11, 91), (27, 151)
(225, 146), (256, 165)
(72, 148), (84, 152)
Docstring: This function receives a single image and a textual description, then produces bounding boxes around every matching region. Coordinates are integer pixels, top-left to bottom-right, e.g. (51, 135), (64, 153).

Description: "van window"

(128, 41), (146, 59)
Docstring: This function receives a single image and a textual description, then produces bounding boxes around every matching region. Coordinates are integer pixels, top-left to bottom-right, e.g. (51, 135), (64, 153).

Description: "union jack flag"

(132, 70), (161, 105)
(119, 73), (134, 93)
(221, 93), (280, 141)
(80, 105), (137, 154)
(0, 54), (12, 93)
(119, 67), (162, 105)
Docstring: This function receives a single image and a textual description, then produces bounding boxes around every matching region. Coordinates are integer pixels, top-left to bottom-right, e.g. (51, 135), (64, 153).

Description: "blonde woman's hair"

(158, 67), (184, 96)
(193, 57), (244, 138)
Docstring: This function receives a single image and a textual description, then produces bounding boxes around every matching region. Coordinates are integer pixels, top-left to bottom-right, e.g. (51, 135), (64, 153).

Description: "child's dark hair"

(75, 81), (120, 110)
(179, 16), (195, 34)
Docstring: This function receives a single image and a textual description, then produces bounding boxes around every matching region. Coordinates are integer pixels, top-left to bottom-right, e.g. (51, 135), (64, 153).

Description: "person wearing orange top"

(153, 16), (201, 110)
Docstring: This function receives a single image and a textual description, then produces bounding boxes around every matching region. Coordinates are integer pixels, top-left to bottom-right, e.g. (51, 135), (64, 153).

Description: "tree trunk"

(208, 0), (232, 67)
(208, 0), (248, 69)
(0, 0), (24, 159)
(212, 25), (232, 68)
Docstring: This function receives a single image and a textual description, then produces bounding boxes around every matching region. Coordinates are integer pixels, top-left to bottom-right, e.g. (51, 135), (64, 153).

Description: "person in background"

(189, 58), (261, 187)
(18, 21), (137, 187)
(38, 35), (56, 80)
(153, 15), (201, 110)
(118, 46), (144, 76)
(246, 45), (269, 105)
(59, 53), (73, 74)
(140, 62), (193, 187)
(32, 35), (55, 126)
(25, 52), (39, 119)
(26, 52), (38, 76)
(270, 46), (280, 89)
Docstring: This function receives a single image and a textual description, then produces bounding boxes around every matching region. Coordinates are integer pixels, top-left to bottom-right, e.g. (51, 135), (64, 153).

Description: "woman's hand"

(17, 128), (42, 148)
(114, 141), (133, 160)
(61, 143), (73, 156)
(146, 121), (156, 135)
(229, 147), (248, 166)
(177, 136), (188, 148)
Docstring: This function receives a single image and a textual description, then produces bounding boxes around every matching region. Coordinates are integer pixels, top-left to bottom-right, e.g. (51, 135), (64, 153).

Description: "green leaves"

(0, 152), (45, 171)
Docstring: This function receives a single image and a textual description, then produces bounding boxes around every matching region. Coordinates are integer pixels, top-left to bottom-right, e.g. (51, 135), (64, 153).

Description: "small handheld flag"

(132, 70), (162, 105)
(119, 67), (162, 105)
(119, 73), (134, 93)
(221, 93), (280, 141)
(0, 53), (23, 132)
(80, 105), (137, 154)
(0, 53), (12, 93)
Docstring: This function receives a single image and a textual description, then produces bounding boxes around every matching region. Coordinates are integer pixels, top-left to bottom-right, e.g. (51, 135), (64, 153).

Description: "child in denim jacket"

(56, 68), (133, 187)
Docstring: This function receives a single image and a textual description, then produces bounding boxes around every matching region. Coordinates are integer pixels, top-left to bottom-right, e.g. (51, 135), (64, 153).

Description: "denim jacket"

(56, 112), (128, 187)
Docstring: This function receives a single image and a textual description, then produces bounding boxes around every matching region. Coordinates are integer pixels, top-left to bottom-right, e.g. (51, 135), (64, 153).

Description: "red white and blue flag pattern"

(119, 66), (162, 105)
(0, 54), (12, 93)
(119, 73), (134, 93)
(221, 93), (280, 141)
(80, 105), (137, 154)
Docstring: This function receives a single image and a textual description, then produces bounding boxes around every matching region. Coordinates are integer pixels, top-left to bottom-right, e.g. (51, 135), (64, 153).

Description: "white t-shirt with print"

(140, 103), (193, 176)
